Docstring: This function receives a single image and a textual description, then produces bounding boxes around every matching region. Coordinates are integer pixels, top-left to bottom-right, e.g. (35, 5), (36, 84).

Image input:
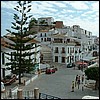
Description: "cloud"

(91, 1), (99, 11)
(50, 1), (67, 8)
(68, 1), (89, 10)
(67, 10), (75, 13)
(1, 1), (17, 9)
(63, 17), (99, 36)
(36, 1), (55, 8)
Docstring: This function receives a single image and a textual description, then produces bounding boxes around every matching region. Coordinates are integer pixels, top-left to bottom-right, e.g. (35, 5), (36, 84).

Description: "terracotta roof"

(28, 39), (40, 43)
(1, 36), (40, 48)
(1, 38), (10, 48)
(39, 30), (49, 32)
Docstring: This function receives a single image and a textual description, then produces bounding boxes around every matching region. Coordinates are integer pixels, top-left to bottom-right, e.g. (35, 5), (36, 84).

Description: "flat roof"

(82, 57), (97, 61)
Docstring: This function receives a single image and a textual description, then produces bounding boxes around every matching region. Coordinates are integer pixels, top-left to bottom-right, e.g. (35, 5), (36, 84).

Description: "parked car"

(67, 63), (75, 68)
(1, 74), (16, 85)
(45, 68), (55, 74)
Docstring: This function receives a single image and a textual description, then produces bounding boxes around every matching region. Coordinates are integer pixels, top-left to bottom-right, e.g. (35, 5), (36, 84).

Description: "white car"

(82, 96), (99, 99)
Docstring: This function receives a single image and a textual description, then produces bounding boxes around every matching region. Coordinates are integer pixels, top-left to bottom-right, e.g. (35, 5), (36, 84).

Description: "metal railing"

(39, 93), (61, 99)
(23, 90), (34, 99)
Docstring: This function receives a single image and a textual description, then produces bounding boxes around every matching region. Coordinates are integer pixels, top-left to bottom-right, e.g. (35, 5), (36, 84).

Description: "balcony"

(53, 40), (63, 43)
(54, 51), (59, 53)
(61, 51), (66, 53)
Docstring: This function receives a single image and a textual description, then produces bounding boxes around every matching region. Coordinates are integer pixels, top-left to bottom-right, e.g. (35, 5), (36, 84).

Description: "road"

(23, 64), (99, 99)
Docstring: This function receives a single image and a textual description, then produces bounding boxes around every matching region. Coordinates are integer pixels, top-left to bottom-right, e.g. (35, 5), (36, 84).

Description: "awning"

(76, 61), (88, 65)
(82, 57), (97, 61)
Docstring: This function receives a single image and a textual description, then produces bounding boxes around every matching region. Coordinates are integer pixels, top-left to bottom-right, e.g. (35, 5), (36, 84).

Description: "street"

(23, 64), (99, 99)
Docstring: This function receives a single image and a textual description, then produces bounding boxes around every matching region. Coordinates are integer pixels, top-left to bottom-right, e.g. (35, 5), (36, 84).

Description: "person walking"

(75, 75), (78, 82)
(71, 81), (75, 92)
(81, 75), (84, 84)
(75, 80), (77, 87)
(75, 75), (78, 87)
(82, 83), (84, 91)
(77, 76), (80, 89)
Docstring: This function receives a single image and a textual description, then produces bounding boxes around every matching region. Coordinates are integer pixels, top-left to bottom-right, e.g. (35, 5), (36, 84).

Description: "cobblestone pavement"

(22, 63), (99, 99)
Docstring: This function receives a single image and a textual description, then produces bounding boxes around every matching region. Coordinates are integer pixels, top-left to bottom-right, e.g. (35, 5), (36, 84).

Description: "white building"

(50, 34), (81, 65)
(1, 36), (41, 79)
(1, 37), (15, 79)
(35, 29), (58, 47)
(71, 25), (93, 57)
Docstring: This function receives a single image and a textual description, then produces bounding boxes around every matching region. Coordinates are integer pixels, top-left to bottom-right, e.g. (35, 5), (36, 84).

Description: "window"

(85, 30), (86, 34)
(55, 56), (58, 62)
(44, 38), (46, 42)
(62, 47), (65, 53)
(40, 33), (42, 37)
(67, 39), (70, 42)
(68, 47), (69, 53)
(79, 49), (81, 53)
(71, 48), (74, 53)
(2, 53), (5, 65)
(62, 57), (65, 63)
(67, 56), (69, 63)
(47, 38), (51, 41)
(55, 47), (59, 53)
(41, 38), (43, 42)
(45, 33), (46, 37)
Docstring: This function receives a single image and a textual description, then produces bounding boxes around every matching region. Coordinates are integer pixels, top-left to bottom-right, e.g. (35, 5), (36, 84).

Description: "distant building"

(38, 17), (54, 25)
(55, 21), (64, 28)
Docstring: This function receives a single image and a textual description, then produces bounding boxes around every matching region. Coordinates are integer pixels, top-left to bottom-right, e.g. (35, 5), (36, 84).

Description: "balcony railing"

(53, 41), (76, 44)
(54, 51), (59, 53)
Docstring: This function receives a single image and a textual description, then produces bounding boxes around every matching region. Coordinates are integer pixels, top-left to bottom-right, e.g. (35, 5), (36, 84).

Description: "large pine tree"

(3, 1), (38, 84)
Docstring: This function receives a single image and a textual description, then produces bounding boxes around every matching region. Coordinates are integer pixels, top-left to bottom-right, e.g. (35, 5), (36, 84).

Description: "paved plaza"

(22, 63), (99, 99)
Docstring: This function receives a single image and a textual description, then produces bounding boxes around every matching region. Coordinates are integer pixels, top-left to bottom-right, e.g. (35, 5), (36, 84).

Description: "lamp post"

(82, 52), (84, 72)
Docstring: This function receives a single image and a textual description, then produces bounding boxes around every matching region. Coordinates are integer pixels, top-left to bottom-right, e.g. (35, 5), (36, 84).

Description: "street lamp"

(82, 52), (84, 72)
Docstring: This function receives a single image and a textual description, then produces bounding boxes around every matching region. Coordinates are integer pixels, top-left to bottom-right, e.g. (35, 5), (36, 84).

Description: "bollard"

(34, 87), (39, 99)
(9, 88), (12, 97)
(17, 89), (23, 99)
(23, 80), (26, 86)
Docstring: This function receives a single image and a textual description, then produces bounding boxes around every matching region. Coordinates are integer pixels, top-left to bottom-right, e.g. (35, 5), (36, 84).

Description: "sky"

(1, 1), (99, 37)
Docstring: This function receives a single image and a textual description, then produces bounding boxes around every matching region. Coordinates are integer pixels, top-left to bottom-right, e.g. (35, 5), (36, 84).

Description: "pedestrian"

(75, 81), (77, 87)
(77, 76), (80, 89)
(71, 81), (74, 92)
(75, 75), (78, 82)
(81, 75), (84, 84)
(82, 84), (84, 91)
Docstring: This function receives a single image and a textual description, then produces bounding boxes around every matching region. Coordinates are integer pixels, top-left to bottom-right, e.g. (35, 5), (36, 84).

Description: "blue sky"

(1, 1), (99, 37)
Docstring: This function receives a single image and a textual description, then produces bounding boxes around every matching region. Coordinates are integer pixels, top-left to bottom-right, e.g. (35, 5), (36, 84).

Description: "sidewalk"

(5, 74), (38, 91)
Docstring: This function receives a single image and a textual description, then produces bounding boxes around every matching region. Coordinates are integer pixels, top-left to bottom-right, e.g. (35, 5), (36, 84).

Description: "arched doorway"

(93, 51), (98, 57)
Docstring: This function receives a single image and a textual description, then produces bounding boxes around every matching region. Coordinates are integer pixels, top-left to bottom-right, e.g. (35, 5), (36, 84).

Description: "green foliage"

(4, 1), (39, 84)
(29, 17), (38, 29)
(85, 67), (99, 81)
